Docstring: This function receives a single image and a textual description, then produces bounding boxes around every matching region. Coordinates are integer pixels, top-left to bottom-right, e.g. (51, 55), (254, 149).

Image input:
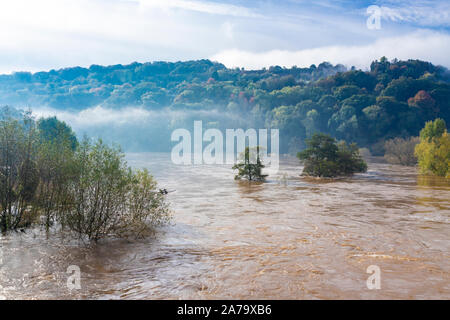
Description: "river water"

(0, 153), (449, 299)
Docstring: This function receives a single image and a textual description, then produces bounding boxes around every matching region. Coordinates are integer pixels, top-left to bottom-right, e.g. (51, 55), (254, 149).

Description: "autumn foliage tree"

(408, 90), (439, 116)
(415, 119), (450, 178)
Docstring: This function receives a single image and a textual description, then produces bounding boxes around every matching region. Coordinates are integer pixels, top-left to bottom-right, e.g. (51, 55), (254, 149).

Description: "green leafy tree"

(34, 131), (77, 231)
(64, 138), (171, 241)
(0, 111), (39, 230)
(297, 133), (367, 177)
(333, 85), (360, 100)
(0, 111), (171, 238)
(419, 118), (446, 141)
(37, 117), (78, 150)
(415, 119), (450, 177)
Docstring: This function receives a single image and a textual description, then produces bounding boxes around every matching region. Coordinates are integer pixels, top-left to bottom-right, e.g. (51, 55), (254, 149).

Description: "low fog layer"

(32, 106), (259, 152)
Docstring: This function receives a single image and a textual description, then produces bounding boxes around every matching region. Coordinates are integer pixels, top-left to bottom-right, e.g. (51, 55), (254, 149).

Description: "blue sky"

(0, 0), (449, 73)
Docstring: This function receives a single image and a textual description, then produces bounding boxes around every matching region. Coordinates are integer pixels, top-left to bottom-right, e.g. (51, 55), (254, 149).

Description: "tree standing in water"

(233, 146), (268, 181)
(0, 108), (171, 240)
(297, 133), (367, 178)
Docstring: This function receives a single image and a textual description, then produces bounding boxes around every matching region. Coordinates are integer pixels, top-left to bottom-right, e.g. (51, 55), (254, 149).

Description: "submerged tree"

(297, 133), (367, 178)
(233, 146), (268, 181)
(58, 138), (171, 241)
(0, 109), (171, 240)
(35, 118), (78, 231)
(0, 111), (39, 230)
(415, 119), (450, 178)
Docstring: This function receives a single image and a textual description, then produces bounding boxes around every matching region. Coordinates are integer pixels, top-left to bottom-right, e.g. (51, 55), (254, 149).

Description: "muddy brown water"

(0, 153), (449, 299)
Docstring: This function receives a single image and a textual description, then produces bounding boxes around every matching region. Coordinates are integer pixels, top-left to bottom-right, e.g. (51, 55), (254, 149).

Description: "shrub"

(64, 138), (171, 241)
(116, 169), (170, 238)
(384, 137), (419, 166)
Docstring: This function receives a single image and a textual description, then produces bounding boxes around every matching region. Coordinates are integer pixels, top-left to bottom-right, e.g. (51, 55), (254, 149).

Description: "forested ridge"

(0, 59), (346, 109)
(1, 57), (449, 154)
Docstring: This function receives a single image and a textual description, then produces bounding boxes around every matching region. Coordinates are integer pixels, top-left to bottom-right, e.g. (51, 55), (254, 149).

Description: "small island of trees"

(232, 118), (449, 181)
(297, 133), (367, 178)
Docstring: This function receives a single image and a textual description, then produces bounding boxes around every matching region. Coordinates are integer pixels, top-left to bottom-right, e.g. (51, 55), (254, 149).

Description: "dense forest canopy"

(1, 57), (449, 154)
(0, 60), (346, 110)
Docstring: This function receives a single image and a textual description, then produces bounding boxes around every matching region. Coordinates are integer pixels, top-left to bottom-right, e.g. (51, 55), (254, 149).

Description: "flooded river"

(0, 153), (449, 299)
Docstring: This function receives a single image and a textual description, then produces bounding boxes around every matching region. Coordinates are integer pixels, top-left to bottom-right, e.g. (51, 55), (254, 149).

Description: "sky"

(0, 0), (449, 73)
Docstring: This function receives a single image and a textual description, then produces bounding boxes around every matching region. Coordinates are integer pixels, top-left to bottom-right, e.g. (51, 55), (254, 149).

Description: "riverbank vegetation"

(415, 119), (450, 178)
(384, 137), (420, 166)
(297, 133), (367, 178)
(0, 108), (170, 240)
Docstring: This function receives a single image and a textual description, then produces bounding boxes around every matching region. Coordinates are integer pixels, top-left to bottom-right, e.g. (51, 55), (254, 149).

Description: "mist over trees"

(0, 57), (449, 154)
(0, 60), (345, 110)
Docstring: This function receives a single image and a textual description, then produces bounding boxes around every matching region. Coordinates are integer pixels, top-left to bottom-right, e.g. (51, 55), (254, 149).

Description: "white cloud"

(30, 105), (235, 129)
(32, 106), (155, 127)
(221, 21), (234, 40)
(0, 0), (448, 74)
(0, 0), (230, 73)
(211, 30), (450, 70)
(136, 0), (260, 18)
(375, 1), (450, 27)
